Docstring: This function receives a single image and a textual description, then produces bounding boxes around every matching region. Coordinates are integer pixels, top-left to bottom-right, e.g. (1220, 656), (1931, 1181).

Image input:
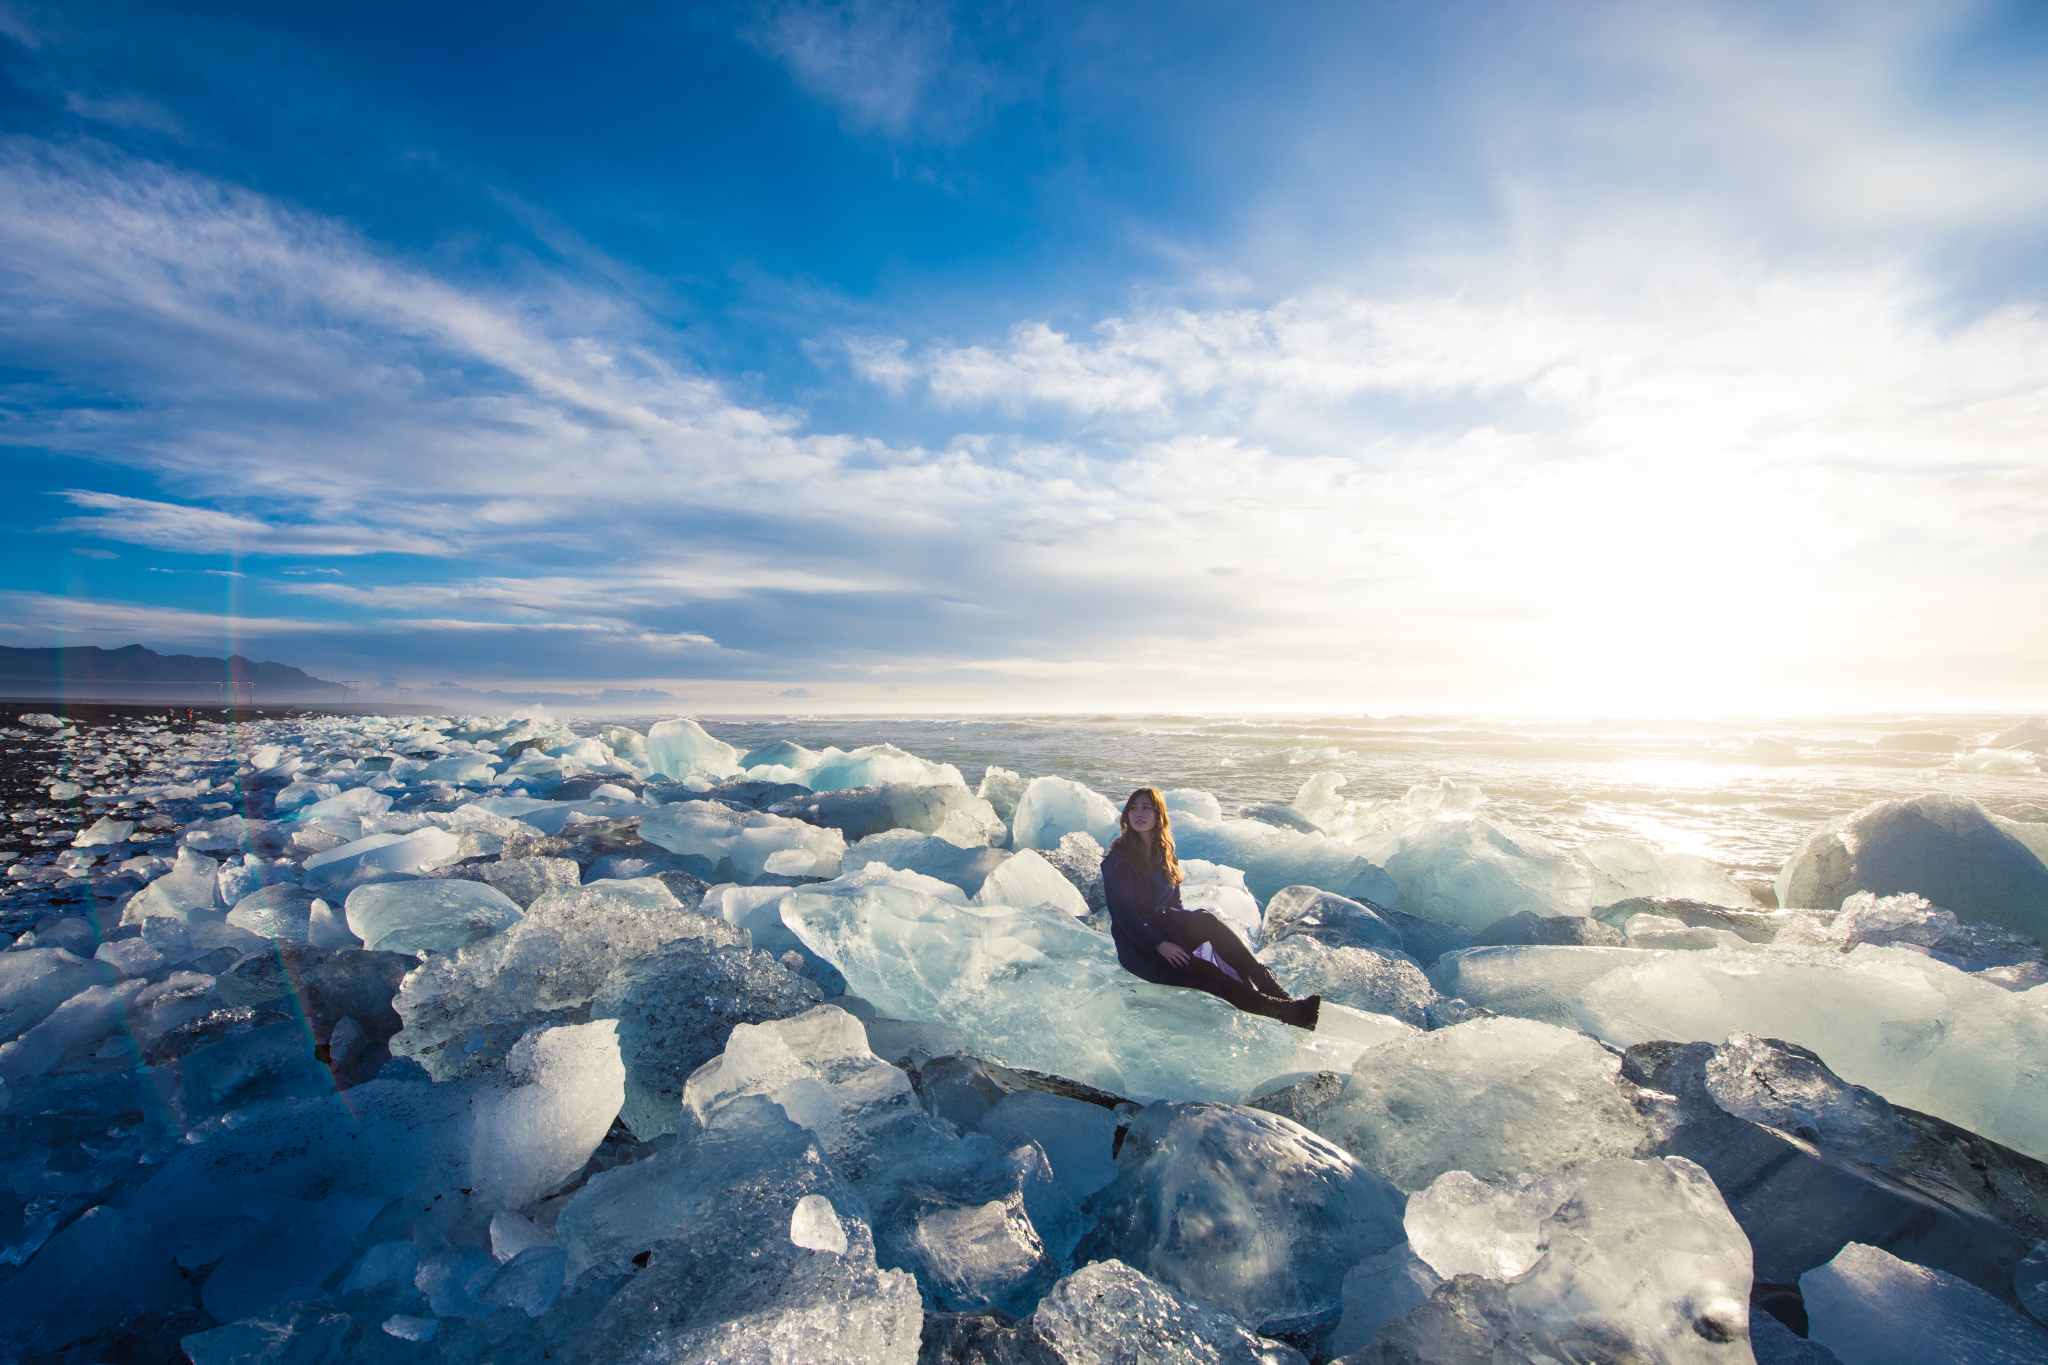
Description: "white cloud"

(0, 591), (333, 645)
(739, 0), (1011, 140)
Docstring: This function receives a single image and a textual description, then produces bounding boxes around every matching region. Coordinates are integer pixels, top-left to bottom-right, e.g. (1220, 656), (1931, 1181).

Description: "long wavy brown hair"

(1112, 787), (1182, 885)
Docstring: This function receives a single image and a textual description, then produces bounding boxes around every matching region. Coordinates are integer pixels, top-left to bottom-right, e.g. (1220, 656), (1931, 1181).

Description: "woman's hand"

(1157, 941), (1192, 970)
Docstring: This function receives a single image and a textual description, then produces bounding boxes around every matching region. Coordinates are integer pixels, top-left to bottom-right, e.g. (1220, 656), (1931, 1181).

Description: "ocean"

(582, 710), (2048, 896)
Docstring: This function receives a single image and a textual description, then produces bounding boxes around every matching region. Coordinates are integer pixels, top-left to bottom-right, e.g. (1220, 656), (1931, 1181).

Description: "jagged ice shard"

(781, 866), (1407, 1103)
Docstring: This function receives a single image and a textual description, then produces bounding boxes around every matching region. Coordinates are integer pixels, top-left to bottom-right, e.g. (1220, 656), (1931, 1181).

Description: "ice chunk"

(848, 828), (1010, 897)
(95, 935), (164, 978)
(1427, 945), (1653, 1029)
(1777, 794), (2048, 940)
(1326, 1245), (1443, 1360)
(973, 847), (1087, 916)
(1802, 1242), (2048, 1365)
(121, 846), (222, 923)
(781, 869), (1391, 1104)
(572, 1125), (924, 1364)
(341, 1239), (421, 1292)
(1258, 938), (1437, 1028)
(791, 1193), (848, 1253)
(389, 877), (705, 1079)
(1262, 884), (1401, 952)
(1311, 1017), (1651, 1192)
(294, 786), (394, 822)
(489, 1207), (553, 1263)
(683, 1003), (954, 1181)
(343, 879), (523, 954)
(804, 741), (968, 790)
(484, 1244), (566, 1317)
(0, 978), (147, 1081)
(1702, 1032), (1905, 1164)
(305, 898), (360, 949)
(478, 855), (581, 909)
(1164, 787), (1224, 821)
(1173, 814), (1400, 908)
(770, 781), (1004, 842)
(1579, 836), (1758, 908)
(0, 947), (113, 1039)
(381, 1314), (436, 1341)
(1626, 912), (1754, 951)
(173, 1018), (336, 1116)
(1029, 1259), (1307, 1365)
(642, 716), (743, 781)
(975, 1089), (1121, 1202)
(1571, 944), (2048, 1161)
(1378, 1157), (1752, 1363)
(872, 1134), (1080, 1315)
(466, 1021), (627, 1210)
(1180, 859), (1264, 947)
(224, 883), (321, 943)
(1383, 815), (1593, 928)
(554, 1093), (859, 1277)
(978, 764), (1030, 822)
(1077, 1102), (1406, 1338)
(0, 1205), (188, 1354)
(589, 933), (820, 1139)
(302, 826), (461, 885)
(71, 815), (135, 847)
(201, 1194), (382, 1322)
(639, 799), (845, 882)
(1011, 775), (1122, 851)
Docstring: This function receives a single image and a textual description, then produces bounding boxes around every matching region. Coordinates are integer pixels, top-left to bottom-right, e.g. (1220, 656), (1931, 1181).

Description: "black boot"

(1285, 994), (1321, 1031)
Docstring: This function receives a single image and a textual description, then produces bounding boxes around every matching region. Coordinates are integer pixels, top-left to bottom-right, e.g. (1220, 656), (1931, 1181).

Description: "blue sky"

(3, 0), (2045, 712)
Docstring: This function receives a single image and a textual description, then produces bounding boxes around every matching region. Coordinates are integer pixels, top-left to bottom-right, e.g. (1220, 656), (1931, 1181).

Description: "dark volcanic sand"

(0, 701), (428, 939)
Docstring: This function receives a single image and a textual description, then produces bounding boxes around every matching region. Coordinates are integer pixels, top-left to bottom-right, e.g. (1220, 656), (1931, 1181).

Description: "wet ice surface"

(0, 704), (2044, 1363)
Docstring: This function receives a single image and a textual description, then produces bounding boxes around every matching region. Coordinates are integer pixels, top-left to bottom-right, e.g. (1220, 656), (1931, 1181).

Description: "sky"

(1, 0), (2045, 714)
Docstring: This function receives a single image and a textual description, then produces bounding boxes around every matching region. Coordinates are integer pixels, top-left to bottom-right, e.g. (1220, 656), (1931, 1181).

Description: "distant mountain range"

(0, 644), (342, 696)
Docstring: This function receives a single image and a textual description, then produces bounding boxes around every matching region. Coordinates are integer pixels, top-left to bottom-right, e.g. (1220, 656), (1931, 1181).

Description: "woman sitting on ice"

(1101, 787), (1320, 1030)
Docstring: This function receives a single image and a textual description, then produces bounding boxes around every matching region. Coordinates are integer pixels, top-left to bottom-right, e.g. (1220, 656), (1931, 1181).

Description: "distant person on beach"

(1101, 787), (1321, 1030)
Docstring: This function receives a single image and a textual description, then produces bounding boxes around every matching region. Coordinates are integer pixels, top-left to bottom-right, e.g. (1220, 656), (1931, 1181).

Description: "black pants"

(1174, 911), (1291, 1014)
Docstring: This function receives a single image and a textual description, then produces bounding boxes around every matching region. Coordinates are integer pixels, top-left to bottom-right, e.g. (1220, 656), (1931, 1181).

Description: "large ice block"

(780, 867), (1398, 1104)
(1262, 885), (1401, 953)
(973, 847), (1087, 917)
(974, 1088), (1122, 1202)
(1011, 776), (1122, 851)
(683, 1003), (954, 1182)
(1579, 836), (1758, 908)
(571, 1123), (923, 1365)
(1776, 794), (2048, 939)
(1179, 859), (1264, 947)
(1571, 944), (2048, 1161)
(1076, 1101), (1405, 1339)
(1427, 945), (1653, 1029)
(1310, 1016), (1651, 1192)
(554, 1092), (859, 1277)
(1258, 937), (1438, 1028)
(302, 827), (462, 885)
(641, 717), (743, 781)
(1172, 814), (1399, 908)
(1373, 1157), (1753, 1364)
(804, 742), (968, 791)
(343, 879), (523, 954)
(638, 799), (845, 882)
(0, 947), (113, 1040)
(390, 877), (710, 1079)
(589, 934), (821, 1139)
(1801, 1241), (2048, 1365)
(849, 828), (1010, 898)
(121, 846), (223, 923)
(1383, 815), (1592, 928)
(871, 1134), (1081, 1316)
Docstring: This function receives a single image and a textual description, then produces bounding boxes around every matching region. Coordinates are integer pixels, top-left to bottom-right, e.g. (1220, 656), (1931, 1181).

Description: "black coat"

(1101, 845), (1198, 987)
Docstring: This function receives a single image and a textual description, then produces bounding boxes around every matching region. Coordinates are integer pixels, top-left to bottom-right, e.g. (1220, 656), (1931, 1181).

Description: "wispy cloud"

(738, 0), (1018, 140)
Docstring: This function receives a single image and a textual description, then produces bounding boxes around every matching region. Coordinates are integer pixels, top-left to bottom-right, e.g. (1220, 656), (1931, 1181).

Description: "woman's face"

(1126, 798), (1158, 834)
